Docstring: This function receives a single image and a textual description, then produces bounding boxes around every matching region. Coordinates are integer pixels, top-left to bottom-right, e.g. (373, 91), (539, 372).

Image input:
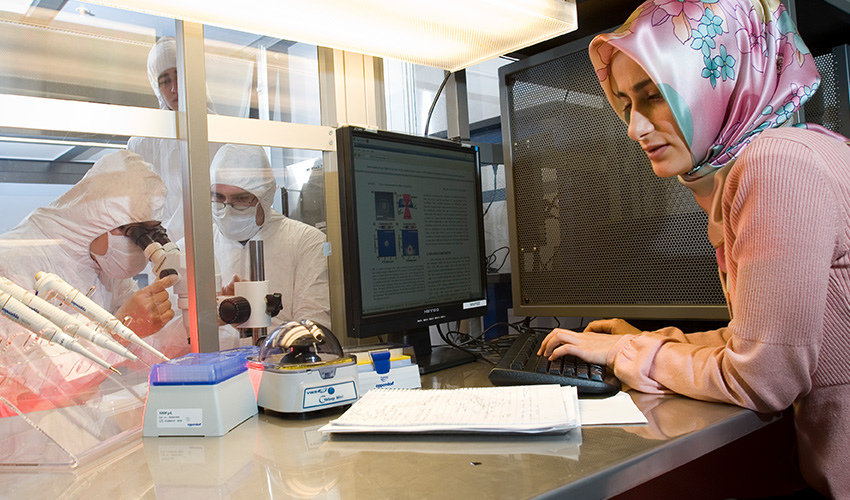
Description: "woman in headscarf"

(539, 1), (850, 497)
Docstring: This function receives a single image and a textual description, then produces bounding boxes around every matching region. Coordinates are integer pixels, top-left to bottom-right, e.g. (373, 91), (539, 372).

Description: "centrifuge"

(248, 320), (359, 415)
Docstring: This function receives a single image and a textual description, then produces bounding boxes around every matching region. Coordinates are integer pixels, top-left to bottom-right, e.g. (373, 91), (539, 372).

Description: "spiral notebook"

(319, 384), (580, 435)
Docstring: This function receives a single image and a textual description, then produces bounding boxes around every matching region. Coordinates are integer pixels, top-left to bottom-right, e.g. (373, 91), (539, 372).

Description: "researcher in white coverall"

(127, 36), (220, 243)
(210, 144), (331, 344)
(0, 150), (185, 416)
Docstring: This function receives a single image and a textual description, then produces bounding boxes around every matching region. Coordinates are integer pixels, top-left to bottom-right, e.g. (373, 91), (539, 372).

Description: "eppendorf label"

(157, 408), (203, 428)
(303, 381), (358, 409)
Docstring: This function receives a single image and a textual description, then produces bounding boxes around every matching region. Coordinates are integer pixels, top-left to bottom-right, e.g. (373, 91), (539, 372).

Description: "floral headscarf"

(589, 0), (845, 180)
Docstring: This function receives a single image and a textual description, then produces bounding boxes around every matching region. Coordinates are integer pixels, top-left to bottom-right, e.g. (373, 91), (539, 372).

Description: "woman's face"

(609, 52), (693, 177)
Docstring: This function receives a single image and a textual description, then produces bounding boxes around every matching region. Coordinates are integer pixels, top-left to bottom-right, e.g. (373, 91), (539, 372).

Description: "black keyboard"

(488, 330), (621, 395)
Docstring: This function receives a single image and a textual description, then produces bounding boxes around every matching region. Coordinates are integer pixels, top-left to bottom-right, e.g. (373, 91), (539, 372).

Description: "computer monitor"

(335, 126), (488, 373)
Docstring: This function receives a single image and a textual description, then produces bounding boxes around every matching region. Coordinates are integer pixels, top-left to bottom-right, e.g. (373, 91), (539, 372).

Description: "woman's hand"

(115, 275), (179, 337)
(537, 318), (641, 366)
(583, 318), (642, 336)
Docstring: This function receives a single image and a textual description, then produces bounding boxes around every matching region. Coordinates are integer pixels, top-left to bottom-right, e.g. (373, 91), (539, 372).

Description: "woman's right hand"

(583, 318), (641, 336)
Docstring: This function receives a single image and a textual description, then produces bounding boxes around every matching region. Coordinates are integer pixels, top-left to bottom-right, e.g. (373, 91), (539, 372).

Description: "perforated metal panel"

(804, 46), (850, 137)
(501, 40), (728, 320)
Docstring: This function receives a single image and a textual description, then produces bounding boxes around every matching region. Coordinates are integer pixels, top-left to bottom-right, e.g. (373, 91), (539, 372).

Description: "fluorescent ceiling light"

(83, 0), (578, 71)
(0, 137), (126, 149)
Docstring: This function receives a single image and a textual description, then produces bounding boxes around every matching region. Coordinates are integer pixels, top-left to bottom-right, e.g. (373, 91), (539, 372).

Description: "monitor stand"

(387, 327), (476, 375)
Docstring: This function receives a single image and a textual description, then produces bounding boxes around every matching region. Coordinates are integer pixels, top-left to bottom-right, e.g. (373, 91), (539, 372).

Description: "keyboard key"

(576, 361), (589, 379)
(562, 358), (576, 377)
(535, 359), (548, 373)
(590, 364), (604, 382)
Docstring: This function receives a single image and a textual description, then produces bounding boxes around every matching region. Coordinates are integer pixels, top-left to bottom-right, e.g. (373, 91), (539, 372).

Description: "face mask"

(212, 204), (262, 242)
(92, 232), (148, 279)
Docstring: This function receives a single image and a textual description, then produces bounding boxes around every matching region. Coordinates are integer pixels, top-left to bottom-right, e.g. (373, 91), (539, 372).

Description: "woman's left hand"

(537, 328), (622, 366)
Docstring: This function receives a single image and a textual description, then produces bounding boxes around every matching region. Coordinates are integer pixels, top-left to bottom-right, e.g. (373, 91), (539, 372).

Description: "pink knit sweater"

(606, 128), (850, 498)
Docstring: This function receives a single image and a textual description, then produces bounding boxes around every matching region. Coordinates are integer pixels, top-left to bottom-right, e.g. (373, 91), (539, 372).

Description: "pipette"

(33, 272), (169, 361)
(0, 290), (120, 374)
(0, 276), (138, 361)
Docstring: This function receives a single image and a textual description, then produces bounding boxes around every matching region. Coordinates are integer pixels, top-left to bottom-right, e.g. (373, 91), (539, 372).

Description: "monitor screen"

(336, 126), (488, 372)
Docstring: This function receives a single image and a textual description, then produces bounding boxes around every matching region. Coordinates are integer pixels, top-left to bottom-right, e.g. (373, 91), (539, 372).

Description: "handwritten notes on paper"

(319, 384), (579, 435)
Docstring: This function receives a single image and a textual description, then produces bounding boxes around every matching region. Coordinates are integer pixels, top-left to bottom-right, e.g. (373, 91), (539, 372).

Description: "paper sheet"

(579, 391), (648, 426)
(320, 385), (579, 434)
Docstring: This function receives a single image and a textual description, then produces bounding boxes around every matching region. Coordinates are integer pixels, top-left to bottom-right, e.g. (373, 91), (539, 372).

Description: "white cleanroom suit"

(0, 151), (189, 416)
(211, 144), (331, 339)
(127, 36), (220, 244)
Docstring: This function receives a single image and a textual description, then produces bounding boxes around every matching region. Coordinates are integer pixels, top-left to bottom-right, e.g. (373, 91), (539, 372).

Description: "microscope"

(216, 240), (283, 345)
(124, 225), (282, 346)
(123, 223), (189, 327)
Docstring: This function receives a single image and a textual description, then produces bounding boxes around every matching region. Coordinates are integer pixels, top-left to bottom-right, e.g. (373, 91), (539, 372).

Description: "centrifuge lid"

(257, 320), (352, 370)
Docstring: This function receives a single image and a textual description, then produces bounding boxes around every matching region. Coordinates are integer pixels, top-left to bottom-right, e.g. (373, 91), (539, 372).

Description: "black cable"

(486, 246), (510, 273)
(423, 71), (452, 137)
(482, 164), (499, 216)
(436, 323), (481, 360)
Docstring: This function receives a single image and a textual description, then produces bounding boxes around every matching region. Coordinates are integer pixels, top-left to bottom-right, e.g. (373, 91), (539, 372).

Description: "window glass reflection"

(204, 26), (321, 124)
(0, 2), (173, 107)
(465, 58), (511, 124)
(383, 57), (510, 136)
(384, 60), (446, 135)
(0, 133), (329, 351)
(0, 128), (128, 231)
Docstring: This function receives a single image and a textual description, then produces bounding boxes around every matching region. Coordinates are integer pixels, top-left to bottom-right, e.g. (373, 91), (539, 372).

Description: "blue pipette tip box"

(149, 350), (251, 386)
(144, 348), (259, 437)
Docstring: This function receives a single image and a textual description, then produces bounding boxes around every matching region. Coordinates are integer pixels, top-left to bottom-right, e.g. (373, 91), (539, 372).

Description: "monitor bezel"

(336, 126), (489, 340)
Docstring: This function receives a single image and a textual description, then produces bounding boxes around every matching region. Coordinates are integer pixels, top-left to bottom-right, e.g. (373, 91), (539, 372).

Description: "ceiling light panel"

(84, 0), (577, 71)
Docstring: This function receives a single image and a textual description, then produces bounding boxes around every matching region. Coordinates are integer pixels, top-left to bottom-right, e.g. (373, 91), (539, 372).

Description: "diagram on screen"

(376, 229), (396, 258)
(374, 191), (395, 221)
(401, 228), (419, 258)
(397, 193), (417, 220)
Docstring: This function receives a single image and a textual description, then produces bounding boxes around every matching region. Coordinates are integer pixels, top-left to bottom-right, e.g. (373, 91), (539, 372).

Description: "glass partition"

(0, 127), (127, 233)
(269, 148), (325, 230)
(466, 58), (511, 124)
(383, 57), (510, 136)
(0, 2), (172, 107)
(0, 3), (334, 465)
(204, 26), (321, 124)
(384, 60), (447, 136)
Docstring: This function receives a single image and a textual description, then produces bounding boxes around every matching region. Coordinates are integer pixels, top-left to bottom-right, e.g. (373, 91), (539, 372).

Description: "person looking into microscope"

(0, 150), (178, 339)
(0, 150), (185, 415)
(210, 144), (330, 347)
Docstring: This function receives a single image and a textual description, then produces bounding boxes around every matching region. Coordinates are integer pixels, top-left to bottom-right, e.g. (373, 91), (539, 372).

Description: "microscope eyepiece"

(122, 223), (171, 250)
